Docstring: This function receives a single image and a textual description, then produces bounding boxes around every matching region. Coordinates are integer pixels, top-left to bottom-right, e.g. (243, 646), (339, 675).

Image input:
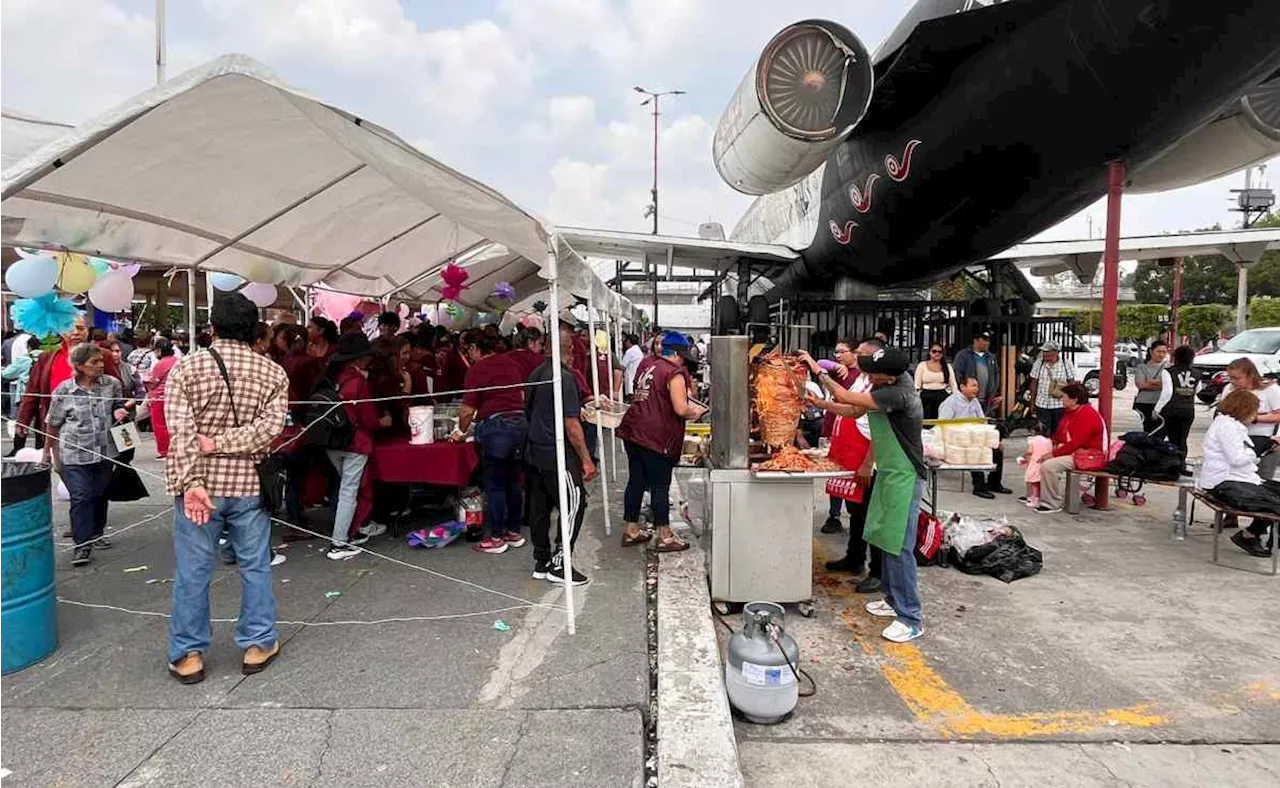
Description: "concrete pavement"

(0, 438), (647, 787)
(732, 387), (1280, 786)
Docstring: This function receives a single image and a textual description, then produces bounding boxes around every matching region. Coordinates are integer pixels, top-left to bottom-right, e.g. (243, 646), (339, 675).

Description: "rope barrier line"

(56, 509), (170, 553)
(11, 378), (555, 405)
(1, 416), (566, 613)
(57, 597), (539, 625)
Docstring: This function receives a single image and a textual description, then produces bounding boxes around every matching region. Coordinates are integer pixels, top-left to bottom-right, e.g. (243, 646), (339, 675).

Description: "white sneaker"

(271, 552), (287, 567)
(865, 600), (897, 618)
(347, 534), (370, 546)
(882, 620), (924, 643)
(1035, 505), (1062, 514)
(358, 522), (387, 537)
(326, 544), (361, 561)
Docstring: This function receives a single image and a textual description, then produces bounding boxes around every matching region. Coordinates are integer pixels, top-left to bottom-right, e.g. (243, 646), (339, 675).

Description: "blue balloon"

(209, 272), (244, 292)
(88, 257), (112, 277)
(4, 255), (59, 298)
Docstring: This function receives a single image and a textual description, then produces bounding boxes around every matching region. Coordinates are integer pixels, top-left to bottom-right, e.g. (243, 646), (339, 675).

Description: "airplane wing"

(558, 227), (799, 277)
(991, 227), (1280, 280)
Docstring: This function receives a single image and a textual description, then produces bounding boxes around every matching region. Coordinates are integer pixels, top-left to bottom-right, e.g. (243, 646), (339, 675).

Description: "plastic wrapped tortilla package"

(945, 445), (967, 465)
(921, 429), (945, 461)
(948, 427), (974, 447)
(983, 426), (1002, 449)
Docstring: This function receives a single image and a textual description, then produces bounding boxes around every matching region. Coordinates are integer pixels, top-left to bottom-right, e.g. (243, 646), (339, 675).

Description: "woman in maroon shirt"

(325, 333), (391, 559)
(617, 332), (707, 552)
(369, 336), (412, 435)
(457, 334), (529, 554)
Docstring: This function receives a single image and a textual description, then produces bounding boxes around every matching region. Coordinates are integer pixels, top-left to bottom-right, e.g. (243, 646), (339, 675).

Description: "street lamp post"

(633, 86), (684, 326)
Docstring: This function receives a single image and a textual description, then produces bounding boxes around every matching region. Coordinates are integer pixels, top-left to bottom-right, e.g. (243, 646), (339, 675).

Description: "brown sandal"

(655, 534), (689, 553)
(621, 529), (653, 547)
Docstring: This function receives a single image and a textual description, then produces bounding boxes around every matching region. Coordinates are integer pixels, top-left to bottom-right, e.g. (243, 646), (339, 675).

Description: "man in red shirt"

(1034, 382), (1107, 514)
(457, 334), (528, 555)
(17, 314), (88, 463)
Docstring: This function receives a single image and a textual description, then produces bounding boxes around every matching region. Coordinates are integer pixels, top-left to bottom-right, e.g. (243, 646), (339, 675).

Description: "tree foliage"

(1058, 308), (1101, 337)
(1176, 304), (1231, 343)
(1116, 304), (1166, 342)
(1249, 297), (1280, 329)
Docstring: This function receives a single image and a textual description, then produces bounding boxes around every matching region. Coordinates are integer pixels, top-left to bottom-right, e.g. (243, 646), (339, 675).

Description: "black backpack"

(1105, 433), (1182, 481)
(303, 377), (354, 450)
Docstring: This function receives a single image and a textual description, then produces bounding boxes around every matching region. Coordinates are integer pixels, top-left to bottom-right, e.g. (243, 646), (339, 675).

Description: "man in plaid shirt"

(164, 291), (289, 685)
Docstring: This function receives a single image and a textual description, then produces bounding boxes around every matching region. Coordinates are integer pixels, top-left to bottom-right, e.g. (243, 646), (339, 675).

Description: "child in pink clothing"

(1018, 433), (1055, 508)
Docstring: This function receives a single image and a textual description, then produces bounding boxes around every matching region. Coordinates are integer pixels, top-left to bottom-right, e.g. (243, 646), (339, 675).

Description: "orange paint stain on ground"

(815, 539), (1166, 738)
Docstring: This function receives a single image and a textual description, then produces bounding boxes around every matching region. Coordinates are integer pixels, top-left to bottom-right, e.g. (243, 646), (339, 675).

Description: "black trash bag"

(954, 525), (1043, 583)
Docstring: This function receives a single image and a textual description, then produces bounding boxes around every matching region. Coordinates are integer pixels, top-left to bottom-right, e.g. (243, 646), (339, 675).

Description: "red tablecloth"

(370, 437), (480, 486)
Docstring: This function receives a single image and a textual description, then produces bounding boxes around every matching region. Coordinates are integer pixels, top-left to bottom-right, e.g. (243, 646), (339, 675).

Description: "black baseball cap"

(856, 347), (910, 376)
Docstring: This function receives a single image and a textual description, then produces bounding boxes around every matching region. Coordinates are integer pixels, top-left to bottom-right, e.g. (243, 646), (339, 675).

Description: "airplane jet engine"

(1127, 74), (1280, 194)
(712, 20), (874, 196)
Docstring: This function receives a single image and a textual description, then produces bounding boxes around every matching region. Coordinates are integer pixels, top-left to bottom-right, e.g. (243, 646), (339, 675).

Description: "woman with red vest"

(618, 331), (707, 552)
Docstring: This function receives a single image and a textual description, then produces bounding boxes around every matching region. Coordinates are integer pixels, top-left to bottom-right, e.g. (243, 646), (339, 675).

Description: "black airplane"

(712, 0), (1280, 295)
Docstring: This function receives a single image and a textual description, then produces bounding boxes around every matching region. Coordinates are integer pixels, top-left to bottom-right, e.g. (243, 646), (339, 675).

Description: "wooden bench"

(1064, 469), (1196, 538)
(1187, 490), (1279, 576)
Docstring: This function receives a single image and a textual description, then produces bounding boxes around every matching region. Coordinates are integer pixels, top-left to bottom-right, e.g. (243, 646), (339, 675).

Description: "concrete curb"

(657, 541), (745, 788)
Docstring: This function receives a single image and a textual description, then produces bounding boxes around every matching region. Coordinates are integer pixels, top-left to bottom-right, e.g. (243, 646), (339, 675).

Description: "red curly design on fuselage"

(885, 139), (922, 182)
(848, 173), (880, 214)
(828, 219), (857, 245)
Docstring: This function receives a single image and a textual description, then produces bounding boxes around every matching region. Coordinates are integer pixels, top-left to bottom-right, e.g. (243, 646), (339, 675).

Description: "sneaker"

(854, 576), (881, 594)
(271, 551), (287, 567)
(503, 531), (527, 548)
(1016, 495), (1029, 503)
(865, 600), (897, 618)
(358, 522), (387, 538)
(820, 517), (844, 534)
(474, 537), (509, 555)
(1231, 531), (1273, 558)
(1035, 505), (1062, 514)
(532, 560), (550, 580)
(94, 536), (113, 549)
(546, 554), (589, 586)
(824, 556), (864, 574)
(326, 543), (361, 561)
(347, 534), (370, 547)
(882, 620), (924, 643)
(72, 547), (92, 567)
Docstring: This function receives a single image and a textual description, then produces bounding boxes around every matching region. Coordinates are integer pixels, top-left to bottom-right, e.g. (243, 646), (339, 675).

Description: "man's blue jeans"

(168, 495), (278, 664)
(880, 479), (925, 629)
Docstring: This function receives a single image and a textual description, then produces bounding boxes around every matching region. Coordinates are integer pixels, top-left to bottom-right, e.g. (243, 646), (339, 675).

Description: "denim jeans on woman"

(326, 450), (370, 545)
(475, 413), (527, 538)
(623, 441), (674, 526)
(880, 478), (925, 629)
(169, 495), (277, 664)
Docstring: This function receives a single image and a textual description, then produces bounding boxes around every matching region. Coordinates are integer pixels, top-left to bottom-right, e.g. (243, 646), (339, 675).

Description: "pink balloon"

(311, 288), (363, 322)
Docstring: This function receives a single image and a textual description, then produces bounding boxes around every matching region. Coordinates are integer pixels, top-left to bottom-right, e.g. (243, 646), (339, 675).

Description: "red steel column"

(1170, 256), (1183, 344)
(1096, 160), (1124, 508)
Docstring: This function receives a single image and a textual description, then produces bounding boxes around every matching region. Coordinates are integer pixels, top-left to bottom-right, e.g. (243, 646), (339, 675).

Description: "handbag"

(207, 348), (282, 513)
(916, 510), (944, 563)
(107, 461), (150, 502)
(1073, 447), (1108, 471)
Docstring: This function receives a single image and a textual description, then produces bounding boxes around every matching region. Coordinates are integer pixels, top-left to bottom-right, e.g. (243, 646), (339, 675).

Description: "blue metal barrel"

(2, 461), (57, 674)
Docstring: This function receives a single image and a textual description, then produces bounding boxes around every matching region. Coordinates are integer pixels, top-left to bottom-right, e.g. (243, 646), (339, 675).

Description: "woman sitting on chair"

(1199, 389), (1278, 558)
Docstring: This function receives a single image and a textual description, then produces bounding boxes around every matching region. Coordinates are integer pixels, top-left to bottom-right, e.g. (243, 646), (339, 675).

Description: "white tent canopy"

(0, 54), (628, 317)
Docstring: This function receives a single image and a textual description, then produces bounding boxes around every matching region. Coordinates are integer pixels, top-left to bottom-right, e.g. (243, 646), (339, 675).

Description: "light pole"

(633, 86), (683, 326)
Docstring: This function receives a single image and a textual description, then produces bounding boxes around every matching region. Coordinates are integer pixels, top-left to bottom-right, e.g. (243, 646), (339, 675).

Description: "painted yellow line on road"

(815, 540), (1165, 737)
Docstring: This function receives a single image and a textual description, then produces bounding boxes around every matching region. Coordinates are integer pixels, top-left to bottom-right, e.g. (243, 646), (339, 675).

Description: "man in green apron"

(803, 347), (926, 643)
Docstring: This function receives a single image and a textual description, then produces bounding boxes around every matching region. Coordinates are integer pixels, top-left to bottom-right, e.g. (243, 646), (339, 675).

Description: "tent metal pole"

(187, 266), (197, 343)
(546, 240), (577, 635)
(609, 315), (621, 479)
(587, 292), (613, 537)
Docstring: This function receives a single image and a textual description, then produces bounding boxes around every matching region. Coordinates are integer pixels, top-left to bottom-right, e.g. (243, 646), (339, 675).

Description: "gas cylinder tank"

(724, 601), (800, 724)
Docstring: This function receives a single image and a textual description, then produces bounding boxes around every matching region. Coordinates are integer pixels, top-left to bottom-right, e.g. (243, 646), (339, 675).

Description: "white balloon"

(241, 258), (280, 284)
(241, 282), (278, 308)
(4, 255), (59, 298)
(87, 270), (135, 312)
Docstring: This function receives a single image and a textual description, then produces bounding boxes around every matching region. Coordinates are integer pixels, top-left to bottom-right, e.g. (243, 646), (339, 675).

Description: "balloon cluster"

(5, 249), (147, 335)
(440, 263), (469, 302)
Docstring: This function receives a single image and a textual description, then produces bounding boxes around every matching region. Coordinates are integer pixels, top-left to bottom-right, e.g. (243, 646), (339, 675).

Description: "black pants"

(1036, 407), (1065, 439)
(64, 461), (113, 548)
(623, 441), (674, 526)
(1133, 402), (1158, 434)
(840, 473), (883, 577)
(1210, 481), (1279, 538)
(971, 448), (1005, 492)
(1154, 410), (1194, 461)
(526, 461), (587, 563)
(920, 389), (948, 422)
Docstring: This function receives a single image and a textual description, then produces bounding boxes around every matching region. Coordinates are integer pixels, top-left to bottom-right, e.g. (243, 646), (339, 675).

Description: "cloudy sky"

(2, 0), (1275, 245)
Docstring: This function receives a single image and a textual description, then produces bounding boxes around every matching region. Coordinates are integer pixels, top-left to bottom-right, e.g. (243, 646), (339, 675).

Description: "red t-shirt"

(1052, 404), (1106, 457)
(506, 348), (544, 381)
(462, 353), (526, 420)
(618, 357), (690, 461)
